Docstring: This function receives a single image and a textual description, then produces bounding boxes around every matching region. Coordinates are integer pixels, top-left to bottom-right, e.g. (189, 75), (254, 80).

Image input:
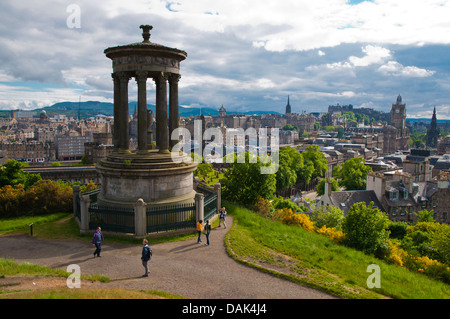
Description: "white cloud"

(348, 45), (391, 67)
(378, 61), (435, 78)
(155, 0), (450, 51)
(325, 45), (391, 70)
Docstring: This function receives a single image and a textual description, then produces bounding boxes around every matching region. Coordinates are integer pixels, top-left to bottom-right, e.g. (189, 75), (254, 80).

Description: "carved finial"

(139, 25), (153, 42)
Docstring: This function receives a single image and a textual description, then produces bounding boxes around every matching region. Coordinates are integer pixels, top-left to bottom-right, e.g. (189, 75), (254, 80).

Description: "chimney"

(325, 178), (332, 196)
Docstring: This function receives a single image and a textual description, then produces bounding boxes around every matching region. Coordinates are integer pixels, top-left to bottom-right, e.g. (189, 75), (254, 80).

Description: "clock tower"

(383, 94), (410, 154)
(391, 94), (406, 132)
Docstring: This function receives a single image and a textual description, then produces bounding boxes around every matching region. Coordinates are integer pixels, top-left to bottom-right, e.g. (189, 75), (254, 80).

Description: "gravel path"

(0, 216), (335, 299)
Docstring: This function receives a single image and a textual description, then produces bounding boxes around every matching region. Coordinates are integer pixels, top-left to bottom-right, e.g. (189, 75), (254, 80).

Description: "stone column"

(112, 73), (120, 150)
(80, 194), (91, 232)
(118, 72), (130, 152)
(136, 71), (148, 153)
(154, 73), (169, 153)
(169, 74), (181, 148)
(134, 198), (147, 237)
(214, 183), (221, 215)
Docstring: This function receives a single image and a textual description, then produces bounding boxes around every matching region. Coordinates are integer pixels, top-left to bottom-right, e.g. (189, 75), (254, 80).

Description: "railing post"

(214, 182), (221, 215)
(193, 176), (199, 191)
(72, 184), (80, 218)
(80, 194), (91, 232)
(134, 198), (147, 237)
(195, 192), (204, 223)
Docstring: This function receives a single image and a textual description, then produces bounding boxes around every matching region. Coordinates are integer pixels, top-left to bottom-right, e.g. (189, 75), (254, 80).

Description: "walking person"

(197, 219), (203, 243)
(218, 207), (227, 229)
(92, 227), (103, 257)
(141, 239), (152, 277)
(204, 219), (211, 246)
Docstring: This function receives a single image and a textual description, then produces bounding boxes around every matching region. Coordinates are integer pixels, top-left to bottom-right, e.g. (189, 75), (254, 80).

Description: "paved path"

(0, 217), (335, 299)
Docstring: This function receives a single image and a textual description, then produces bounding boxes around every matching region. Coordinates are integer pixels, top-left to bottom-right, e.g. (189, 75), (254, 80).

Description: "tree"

(275, 147), (304, 190)
(333, 157), (372, 190)
(80, 154), (91, 165)
(414, 209), (435, 223)
(299, 145), (328, 183)
(222, 152), (276, 206)
(315, 178), (339, 196)
(342, 201), (390, 255)
(0, 159), (41, 190)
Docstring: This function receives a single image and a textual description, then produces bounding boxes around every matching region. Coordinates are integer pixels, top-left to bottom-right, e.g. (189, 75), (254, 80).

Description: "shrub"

(403, 222), (450, 264)
(387, 241), (409, 267)
(310, 205), (344, 230)
(272, 196), (302, 212)
(0, 180), (73, 218)
(276, 208), (315, 232)
(315, 225), (346, 243)
(388, 221), (409, 240)
(252, 196), (273, 218)
(342, 202), (390, 255)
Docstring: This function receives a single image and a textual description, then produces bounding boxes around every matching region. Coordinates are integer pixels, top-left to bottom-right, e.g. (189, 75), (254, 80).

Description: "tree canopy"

(222, 152), (276, 206)
(333, 157), (372, 190)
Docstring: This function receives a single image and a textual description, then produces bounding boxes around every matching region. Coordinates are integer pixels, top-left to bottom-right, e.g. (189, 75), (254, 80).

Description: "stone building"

(366, 170), (449, 224)
(84, 132), (114, 164)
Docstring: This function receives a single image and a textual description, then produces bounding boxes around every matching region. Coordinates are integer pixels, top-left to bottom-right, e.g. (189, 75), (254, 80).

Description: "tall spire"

(426, 106), (439, 148)
(285, 95), (291, 114)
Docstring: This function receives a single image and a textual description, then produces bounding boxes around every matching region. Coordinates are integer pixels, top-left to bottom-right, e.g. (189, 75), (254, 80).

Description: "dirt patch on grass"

(0, 276), (98, 293)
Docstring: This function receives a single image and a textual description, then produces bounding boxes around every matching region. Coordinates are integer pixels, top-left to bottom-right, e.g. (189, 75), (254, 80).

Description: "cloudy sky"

(1, 0), (450, 119)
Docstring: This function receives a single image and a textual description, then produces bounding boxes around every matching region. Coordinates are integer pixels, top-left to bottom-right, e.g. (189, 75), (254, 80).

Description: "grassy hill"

(224, 202), (450, 299)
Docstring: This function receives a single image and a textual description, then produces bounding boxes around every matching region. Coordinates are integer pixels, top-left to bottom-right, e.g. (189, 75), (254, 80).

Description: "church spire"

(426, 106), (439, 148)
(285, 95), (291, 114)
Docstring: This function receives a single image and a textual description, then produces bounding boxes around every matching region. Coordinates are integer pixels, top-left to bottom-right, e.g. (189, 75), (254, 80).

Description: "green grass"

(0, 212), (200, 245)
(0, 257), (109, 283)
(0, 288), (185, 299)
(0, 213), (69, 235)
(224, 201), (450, 299)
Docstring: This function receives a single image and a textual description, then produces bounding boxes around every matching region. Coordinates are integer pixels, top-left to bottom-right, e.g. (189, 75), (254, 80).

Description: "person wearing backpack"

(141, 239), (152, 277)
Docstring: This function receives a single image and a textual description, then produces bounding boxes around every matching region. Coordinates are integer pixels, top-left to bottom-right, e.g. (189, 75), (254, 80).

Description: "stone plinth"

(96, 150), (197, 208)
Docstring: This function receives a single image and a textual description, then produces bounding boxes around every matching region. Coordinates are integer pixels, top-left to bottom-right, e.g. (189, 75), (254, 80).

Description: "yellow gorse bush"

(387, 241), (409, 267)
(315, 225), (346, 243)
(277, 208), (315, 232)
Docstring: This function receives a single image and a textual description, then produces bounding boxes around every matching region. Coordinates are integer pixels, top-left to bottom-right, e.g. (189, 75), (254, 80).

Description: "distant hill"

(1, 101), (281, 119)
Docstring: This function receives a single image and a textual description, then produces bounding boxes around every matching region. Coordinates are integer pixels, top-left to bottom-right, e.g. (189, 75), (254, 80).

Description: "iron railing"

(89, 203), (135, 234)
(146, 202), (196, 234)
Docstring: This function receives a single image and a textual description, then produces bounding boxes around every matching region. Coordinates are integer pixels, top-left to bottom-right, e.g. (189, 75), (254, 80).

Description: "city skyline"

(0, 1), (450, 119)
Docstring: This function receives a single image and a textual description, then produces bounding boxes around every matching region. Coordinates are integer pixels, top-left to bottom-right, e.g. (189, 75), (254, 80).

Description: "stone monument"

(96, 25), (197, 209)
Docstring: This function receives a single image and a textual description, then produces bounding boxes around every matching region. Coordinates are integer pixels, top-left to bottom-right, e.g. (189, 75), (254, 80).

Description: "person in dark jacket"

(204, 219), (211, 246)
(141, 239), (151, 277)
(92, 227), (104, 257)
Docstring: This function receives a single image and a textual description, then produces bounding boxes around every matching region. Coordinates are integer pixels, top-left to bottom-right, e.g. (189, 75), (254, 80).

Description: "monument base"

(95, 150), (198, 209)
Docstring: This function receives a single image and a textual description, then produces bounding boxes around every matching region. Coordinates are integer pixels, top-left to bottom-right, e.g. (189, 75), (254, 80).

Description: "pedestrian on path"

(92, 227), (103, 257)
(204, 219), (211, 246)
(197, 220), (203, 243)
(141, 239), (152, 277)
(218, 207), (227, 228)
